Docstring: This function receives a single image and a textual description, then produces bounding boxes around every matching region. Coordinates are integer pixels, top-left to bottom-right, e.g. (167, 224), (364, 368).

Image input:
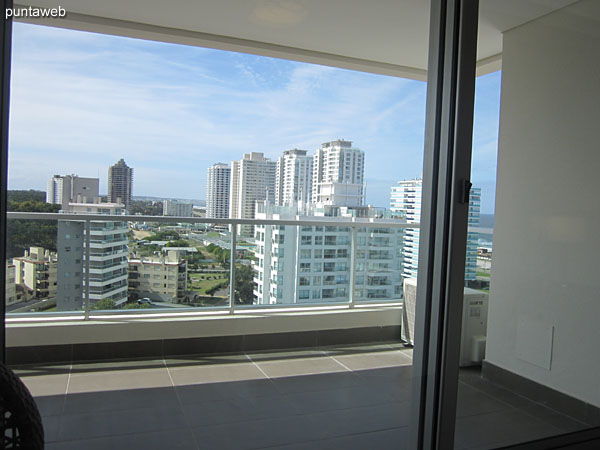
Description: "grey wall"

(486, 0), (600, 407)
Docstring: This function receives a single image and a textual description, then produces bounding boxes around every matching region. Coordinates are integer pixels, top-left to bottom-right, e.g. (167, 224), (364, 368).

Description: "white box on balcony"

(402, 279), (489, 366)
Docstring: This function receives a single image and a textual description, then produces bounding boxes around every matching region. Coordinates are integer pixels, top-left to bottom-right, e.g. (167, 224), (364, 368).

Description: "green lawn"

(189, 273), (228, 294)
(476, 271), (490, 278)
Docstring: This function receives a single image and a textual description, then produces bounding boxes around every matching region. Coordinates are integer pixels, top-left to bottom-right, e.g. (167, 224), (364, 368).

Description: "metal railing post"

(229, 225), (237, 314)
(84, 219), (91, 320)
(349, 226), (358, 308)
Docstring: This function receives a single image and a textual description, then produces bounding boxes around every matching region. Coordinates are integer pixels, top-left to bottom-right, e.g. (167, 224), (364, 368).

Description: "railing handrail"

(7, 211), (419, 229)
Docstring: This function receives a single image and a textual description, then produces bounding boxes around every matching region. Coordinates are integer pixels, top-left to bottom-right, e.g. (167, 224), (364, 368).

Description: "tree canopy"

(6, 191), (61, 259)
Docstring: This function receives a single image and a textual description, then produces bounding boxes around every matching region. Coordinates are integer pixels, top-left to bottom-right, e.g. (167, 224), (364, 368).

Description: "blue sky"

(8, 22), (500, 214)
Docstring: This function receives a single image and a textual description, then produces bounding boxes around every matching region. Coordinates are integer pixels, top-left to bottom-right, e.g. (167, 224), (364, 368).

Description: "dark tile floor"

(12, 343), (590, 449)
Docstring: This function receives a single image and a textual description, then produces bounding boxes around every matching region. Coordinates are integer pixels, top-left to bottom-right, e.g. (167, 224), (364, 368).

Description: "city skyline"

(8, 22), (500, 213)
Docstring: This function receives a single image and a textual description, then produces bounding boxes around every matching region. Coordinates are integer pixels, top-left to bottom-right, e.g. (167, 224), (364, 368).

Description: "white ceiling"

(17, 0), (579, 79)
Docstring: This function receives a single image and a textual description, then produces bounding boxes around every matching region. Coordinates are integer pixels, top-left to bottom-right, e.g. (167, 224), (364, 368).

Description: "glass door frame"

(411, 1), (600, 449)
(410, 0), (479, 449)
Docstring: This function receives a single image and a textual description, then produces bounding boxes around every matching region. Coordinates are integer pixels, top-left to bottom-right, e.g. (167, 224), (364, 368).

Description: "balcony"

(4, 193), (599, 448)
(12, 340), (591, 449)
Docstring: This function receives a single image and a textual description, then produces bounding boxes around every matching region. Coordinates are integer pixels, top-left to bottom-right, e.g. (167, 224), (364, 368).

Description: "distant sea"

(477, 214), (494, 248)
(133, 195), (206, 207)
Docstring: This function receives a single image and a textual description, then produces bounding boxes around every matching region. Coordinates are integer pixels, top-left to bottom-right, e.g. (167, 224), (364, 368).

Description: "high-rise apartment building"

(275, 149), (312, 207)
(390, 179), (422, 280)
(56, 202), (128, 311)
(390, 178), (480, 282)
(229, 153), (276, 236)
(46, 174), (99, 208)
(312, 140), (365, 206)
(108, 159), (133, 210)
(254, 202), (404, 305)
(206, 163), (231, 219)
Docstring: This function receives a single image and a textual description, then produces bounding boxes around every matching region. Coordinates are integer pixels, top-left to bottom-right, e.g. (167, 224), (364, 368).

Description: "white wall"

(486, 0), (600, 406)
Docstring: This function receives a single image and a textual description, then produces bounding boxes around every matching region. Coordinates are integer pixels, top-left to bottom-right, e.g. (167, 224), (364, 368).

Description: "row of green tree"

(142, 230), (180, 241)
(6, 190), (60, 259)
(129, 200), (163, 216)
(92, 299), (152, 310)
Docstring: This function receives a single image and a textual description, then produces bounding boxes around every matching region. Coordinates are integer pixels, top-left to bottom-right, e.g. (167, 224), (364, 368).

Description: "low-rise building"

(162, 200), (193, 217)
(128, 250), (188, 303)
(13, 247), (58, 299)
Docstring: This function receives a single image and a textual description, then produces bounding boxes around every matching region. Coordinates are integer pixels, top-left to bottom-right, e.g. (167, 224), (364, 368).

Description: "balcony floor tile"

(11, 343), (592, 450)
(253, 355), (349, 378)
(329, 349), (413, 371)
(167, 361), (267, 386)
(67, 367), (172, 394)
(20, 373), (70, 397)
(57, 405), (187, 441)
(45, 427), (198, 450)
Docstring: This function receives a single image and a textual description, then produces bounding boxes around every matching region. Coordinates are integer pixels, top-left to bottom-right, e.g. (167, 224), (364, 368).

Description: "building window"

(298, 289), (310, 299)
(300, 249), (311, 259)
(336, 275), (347, 284)
(301, 236), (312, 245)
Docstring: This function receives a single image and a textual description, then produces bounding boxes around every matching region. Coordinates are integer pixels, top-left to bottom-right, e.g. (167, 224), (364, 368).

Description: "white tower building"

(229, 152), (276, 236)
(206, 163), (231, 219)
(390, 178), (481, 282)
(390, 179), (422, 280)
(253, 202), (404, 305)
(275, 149), (313, 207)
(312, 140), (365, 206)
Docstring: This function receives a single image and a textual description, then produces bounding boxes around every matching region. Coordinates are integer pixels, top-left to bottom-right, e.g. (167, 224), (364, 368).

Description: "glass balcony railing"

(4, 211), (428, 319)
